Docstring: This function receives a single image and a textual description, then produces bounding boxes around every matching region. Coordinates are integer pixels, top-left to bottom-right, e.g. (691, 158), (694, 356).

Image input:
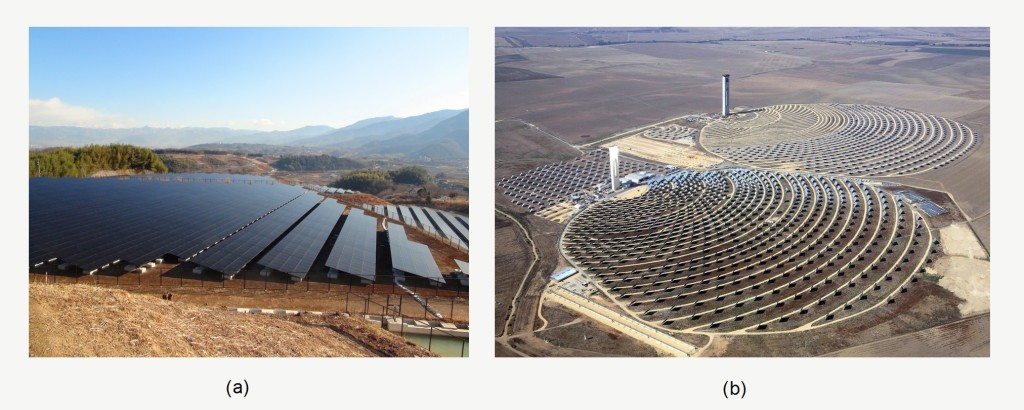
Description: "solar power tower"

(608, 145), (620, 190)
(722, 74), (731, 117)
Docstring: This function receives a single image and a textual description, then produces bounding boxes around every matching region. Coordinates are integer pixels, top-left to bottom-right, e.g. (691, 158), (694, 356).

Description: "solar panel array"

(455, 259), (469, 275)
(409, 206), (432, 231)
(399, 205), (415, 227)
(30, 175), (305, 271)
(419, 207), (466, 247)
(257, 200), (346, 279)
(386, 205), (400, 221)
(325, 209), (378, 281)
(192, 193), (320, 274)
(434, 209), (469, 245)
(453, 214), (468, 229)
(388, 224), (445, 282)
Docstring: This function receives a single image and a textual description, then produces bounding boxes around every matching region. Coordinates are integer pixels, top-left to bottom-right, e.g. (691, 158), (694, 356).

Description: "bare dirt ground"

(535, 313), (662, 357)
(495, 211), (533, 336)
(31, 264), (469, 324)
(700, 282), (967, 357)
(29, 283), (435, 357)
(933, 257), (990, 316)
(495, 119), (580, 179)
(940, 223), (989, 260)
(603, 135), (721, 169)
(160, 153), (275, 175)
(821, 313), (989, 357)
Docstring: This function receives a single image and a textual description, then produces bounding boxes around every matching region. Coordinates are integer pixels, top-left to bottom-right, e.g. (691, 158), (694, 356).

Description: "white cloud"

(249, 118), (282, 131)
(29, 98), (129, 128)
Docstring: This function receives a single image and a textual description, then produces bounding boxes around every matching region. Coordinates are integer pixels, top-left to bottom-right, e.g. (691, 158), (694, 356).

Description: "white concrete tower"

(608, 146), (620, 191)
(722, 74), (730, 117)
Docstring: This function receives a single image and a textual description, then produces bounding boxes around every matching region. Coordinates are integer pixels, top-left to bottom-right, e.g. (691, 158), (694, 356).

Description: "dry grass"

(29, 283), (436, 357)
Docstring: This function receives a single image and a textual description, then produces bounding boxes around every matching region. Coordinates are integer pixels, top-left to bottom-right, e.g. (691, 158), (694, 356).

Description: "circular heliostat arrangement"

(561, 169), (936, 333)
(700, 104), (979, 177)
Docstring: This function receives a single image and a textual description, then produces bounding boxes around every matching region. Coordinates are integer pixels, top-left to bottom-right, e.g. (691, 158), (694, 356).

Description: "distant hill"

(360, 110), (469, 160)
(185, 143), (323, 156)
(29, 126), (261, 149)
(232, 125), (336, 145)
(292, 109), (465, 148)
(30, 109), (470, 160)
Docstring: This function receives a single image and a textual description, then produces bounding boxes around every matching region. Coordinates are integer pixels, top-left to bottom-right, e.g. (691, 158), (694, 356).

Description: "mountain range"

(30, 109), (469, 160)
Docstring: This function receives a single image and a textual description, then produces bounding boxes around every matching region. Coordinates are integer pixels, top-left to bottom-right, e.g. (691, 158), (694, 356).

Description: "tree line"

(272, 154), (367, 172)
(30, 144), (168, 177)
(331, 166), (434, 195)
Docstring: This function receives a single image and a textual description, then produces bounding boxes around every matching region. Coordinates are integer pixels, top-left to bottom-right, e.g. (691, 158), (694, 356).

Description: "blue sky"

(30, 27), (468, 131)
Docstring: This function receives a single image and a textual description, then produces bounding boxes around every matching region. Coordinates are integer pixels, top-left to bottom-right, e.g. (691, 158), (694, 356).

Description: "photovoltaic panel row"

(454, 215), (468, 229)
(397, 205), (415, 227)
(325, 208), (378, 282)
(434, 209), (469, 245)
(455, 259), (469, 275)
(386, 205), (399, 221)
(373, 204), (386, 215)
(388, 224), (445, 282)
(192, 193), (320, 274)
(257, 200), (346, 279)
(30, 176), (302, 268)
(30, 175), (304, 271)
(419, 207), (465, 247)
(409, 206), (433, 233)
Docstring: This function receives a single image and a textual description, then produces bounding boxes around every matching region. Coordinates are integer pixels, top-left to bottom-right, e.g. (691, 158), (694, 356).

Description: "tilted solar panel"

(192, 193), (320, 274)
(324, 208), (378, 281)
(388, 224), (445, 282)
(257, 199), (346, 279)
(29, 175), (303, 271)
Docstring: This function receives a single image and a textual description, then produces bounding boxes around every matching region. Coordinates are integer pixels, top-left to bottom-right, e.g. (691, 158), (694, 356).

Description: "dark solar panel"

(324, 209), (378, 281)
(409, 206), (434, 233)
(920, 201), (946, 216)
(421, 207), (465, 247)
(397, 205), (416, 227)
(30, 174), (304, 271)
(441, 211), (470, 244)
(431, 209), (469, 245)
(191, 193), (319, 274)
(386, 205), (399, 221)
(257, 200), (345, 279)
(388, 224), (445, 282)
(454, 215), (469, 229)
(373, 204), (385, 215)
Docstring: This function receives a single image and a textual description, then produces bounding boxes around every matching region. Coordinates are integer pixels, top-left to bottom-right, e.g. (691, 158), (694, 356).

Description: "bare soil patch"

(29, 283), (435, 357)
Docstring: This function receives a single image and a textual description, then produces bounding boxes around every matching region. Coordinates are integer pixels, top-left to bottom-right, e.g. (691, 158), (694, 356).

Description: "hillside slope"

(29, 283), (435, 357)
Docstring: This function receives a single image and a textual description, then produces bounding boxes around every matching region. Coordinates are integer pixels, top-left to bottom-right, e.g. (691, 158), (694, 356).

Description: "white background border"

(2, 1), (1017, 408)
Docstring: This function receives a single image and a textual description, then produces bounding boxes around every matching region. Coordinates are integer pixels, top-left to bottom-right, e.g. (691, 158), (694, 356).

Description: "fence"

(29, 268), (469, 323)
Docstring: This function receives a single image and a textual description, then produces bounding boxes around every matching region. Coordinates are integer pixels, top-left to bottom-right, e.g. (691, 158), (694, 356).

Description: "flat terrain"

(602, 135), (721, 169)
(821, 313), (989, 357)
(29, 283), (435, 357)
(495, 212), (534, 336)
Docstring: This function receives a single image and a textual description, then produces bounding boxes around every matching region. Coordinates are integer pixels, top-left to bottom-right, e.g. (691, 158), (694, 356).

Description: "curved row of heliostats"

(502, 103), (977, 334)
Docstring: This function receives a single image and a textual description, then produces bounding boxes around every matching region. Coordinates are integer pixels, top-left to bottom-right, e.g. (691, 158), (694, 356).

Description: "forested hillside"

(30, 144), (168, 177)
